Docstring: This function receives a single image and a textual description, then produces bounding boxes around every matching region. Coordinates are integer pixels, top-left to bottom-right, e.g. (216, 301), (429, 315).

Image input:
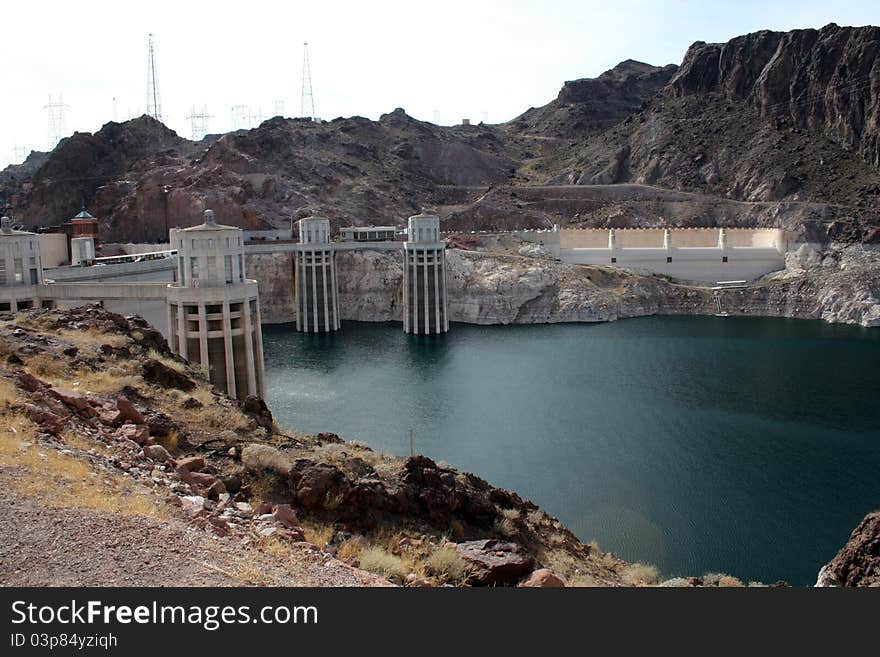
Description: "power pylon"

(42, 94), (69, 150)
(146, 33), (162, 121)
(301, 41), (316, 120)
(186, 105), (213, 140)
(230, 105), (248, 131)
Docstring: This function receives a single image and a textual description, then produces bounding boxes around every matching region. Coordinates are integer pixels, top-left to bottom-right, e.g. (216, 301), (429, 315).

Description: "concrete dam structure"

(403, 214), (449, 335)
(167, 210), (265, 400)
(293, 217), (340, 333)
(551, 227), (785, 283)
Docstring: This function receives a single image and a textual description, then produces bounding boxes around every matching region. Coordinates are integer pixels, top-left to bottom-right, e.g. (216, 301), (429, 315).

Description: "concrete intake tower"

(166, 210), (265, 400)
(294, 216), (340, 333)
(403, 213), (448, 335)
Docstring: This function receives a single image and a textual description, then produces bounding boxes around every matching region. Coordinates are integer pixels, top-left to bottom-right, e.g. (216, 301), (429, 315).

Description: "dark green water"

(262, 316), (880, 585)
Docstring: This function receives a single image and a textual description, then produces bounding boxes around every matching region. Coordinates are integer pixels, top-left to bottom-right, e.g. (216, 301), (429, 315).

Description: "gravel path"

(0, 490), (390, 587)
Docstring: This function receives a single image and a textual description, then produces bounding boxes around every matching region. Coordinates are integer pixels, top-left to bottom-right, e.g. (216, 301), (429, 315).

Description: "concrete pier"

(293, 217), (339, 333)
(403, 213), (448, 335)
(166, 210), (265, 400)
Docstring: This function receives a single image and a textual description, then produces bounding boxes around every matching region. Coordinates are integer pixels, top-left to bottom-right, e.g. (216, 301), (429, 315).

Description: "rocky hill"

(546, 24), (880, 242)
(507, 59), (678, 139)
(1, 24), (878, 245)
(2, 305), (675, 587)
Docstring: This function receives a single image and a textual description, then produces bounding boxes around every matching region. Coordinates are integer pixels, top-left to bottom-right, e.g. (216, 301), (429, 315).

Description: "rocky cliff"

(251, 241), (879, 329)
(508, 60), (678, 138)
(816, 511), (880, 586)
(671, 24), (880, 170)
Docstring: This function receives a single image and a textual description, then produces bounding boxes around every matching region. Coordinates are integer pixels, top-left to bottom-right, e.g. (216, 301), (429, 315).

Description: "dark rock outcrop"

(671, 24), (880, 170)
(456, 539), (536, 586)
(141, 359), (196, 392)
(509, 60), (678, 138)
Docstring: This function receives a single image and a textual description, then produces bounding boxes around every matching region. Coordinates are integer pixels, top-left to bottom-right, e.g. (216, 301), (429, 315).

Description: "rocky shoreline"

(248, 240), (880, 329)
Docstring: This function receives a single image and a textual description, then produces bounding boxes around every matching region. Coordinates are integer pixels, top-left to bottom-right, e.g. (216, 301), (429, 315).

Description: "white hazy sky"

(1, 0), (877, 169)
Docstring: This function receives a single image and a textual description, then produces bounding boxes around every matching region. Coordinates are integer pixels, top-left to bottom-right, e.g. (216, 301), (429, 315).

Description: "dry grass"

(358, 547), (406, 580)
(176, 385), (250, 433)
(23, 353), (141, 394)
(0, 413), (165, 519)
(241, 444), (292, 476)
(424, 547), (469, 584)
(255, 535), (294, 560)
(147, 349), (186, 373)
(622, 562), (661, 586)
(337, 536), (369, 561)
(0, 377), (19, 404)
(703, 573), (745, 587)
(232, 563), (269, 586)
(301, 522), (334, 548)
(154, 430), (180, 452)
(57, 328), (130, 352)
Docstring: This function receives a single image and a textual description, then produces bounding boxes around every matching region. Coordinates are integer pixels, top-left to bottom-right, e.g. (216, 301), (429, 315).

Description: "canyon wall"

(248, 245), (880, 329)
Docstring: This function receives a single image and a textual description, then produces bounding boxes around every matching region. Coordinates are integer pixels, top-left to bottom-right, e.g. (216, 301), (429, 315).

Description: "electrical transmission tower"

(146, 33), (162, 121)
(186, 105), (213, 140)
(247, 107), (264, 129)
(301, 41), (316, 121)
(42, 94), (69, 150)
(230, 105), (248, 131)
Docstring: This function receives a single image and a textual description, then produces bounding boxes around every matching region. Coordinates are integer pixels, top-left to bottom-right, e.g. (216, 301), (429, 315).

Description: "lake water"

(262, 316), (880, 585)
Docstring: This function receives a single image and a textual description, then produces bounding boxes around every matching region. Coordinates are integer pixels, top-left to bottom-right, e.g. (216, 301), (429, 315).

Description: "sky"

(0, 0), (877, 169)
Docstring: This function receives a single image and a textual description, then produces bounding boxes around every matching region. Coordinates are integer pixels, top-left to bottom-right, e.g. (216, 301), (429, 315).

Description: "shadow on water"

(261, 316), (880, 585)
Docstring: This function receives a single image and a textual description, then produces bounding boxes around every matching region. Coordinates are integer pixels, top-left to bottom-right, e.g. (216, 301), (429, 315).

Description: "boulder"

(456, 539), (536, 586)
(115, 397), (145, 425)
(289, 460), (351, 509)
(142, 444), (172, 462)
(141, 359), (195, 392)
(117, 423), (149, 445)
(519, 568), (565, 587)
(273, 503), (299, 530)
(21, 404), (68, 435)
(816, 511), (880, 587)
(240, 395), (274, 432)
(175, 456), (205, 473)
(179, 495), (207, 515)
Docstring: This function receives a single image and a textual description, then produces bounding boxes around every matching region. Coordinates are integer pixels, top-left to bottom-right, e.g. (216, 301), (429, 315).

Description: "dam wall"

(557, 227), (785, 283)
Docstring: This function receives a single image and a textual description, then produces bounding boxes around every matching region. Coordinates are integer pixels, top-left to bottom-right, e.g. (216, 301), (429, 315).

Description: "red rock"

(16, 372), (45, 392)
(519, 569), (565, 587)
(22, 404), (67, 435)
(142, 444), (172, 462)
(207, 516), (230, 536)
(49, 387), (96, 417)
(273, 503), (299, 530)
(187, 471), (218, 488)
(115, 397), (145, 424)
(205, 479), (227, 500)
(175, 456), (205, 473)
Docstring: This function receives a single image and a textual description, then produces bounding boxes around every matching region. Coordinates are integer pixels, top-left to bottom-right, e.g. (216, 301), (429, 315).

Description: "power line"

(301, 41), (316, 121)
(146, 33), (162, 121)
